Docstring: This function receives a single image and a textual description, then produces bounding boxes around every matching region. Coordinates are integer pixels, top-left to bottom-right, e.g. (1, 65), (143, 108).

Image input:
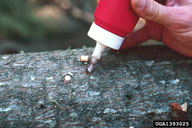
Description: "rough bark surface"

(0, 45), (192, 128)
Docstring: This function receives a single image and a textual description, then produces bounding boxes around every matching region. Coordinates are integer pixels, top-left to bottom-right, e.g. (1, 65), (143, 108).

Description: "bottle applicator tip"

(86, 42), (106, 74)
(86, 57), (98, 74)
(86, 64), (94, 74)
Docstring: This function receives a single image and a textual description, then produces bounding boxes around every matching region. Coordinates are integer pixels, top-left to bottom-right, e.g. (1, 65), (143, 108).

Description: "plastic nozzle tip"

(92, 42), (106, 60)
(86, 56), (98, 74)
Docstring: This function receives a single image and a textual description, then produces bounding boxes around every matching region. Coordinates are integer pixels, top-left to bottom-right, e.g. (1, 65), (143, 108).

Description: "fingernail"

(134, 0), (146, 11)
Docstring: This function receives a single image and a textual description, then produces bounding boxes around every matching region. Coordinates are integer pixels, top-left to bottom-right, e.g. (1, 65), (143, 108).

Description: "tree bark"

(0, 45), (191, 127)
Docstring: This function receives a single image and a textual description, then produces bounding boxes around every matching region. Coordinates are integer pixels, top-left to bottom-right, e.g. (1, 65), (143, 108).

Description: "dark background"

(0, 0), (97, 54)
(0, 0), (146, 55)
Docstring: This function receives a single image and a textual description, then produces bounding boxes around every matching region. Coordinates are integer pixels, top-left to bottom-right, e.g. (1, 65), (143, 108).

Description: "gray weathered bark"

(0, 45), (192, 128)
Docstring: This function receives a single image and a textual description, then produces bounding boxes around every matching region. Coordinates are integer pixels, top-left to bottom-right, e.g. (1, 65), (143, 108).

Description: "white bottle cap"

(88, 22), (124, 50)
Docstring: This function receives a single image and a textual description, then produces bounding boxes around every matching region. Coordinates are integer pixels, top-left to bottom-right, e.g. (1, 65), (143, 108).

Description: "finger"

(97, 0), (100, 4)
(131, 0), (172, 26)
(120, 26), (150, 50)
(163, 29), (192, 57)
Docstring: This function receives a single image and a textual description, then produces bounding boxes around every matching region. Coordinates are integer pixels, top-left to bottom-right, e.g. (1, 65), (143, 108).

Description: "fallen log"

(0, 45), (191, 127)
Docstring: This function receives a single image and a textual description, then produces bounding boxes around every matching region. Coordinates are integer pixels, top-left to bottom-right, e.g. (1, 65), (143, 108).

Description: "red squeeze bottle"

(87, 0), (139, 73)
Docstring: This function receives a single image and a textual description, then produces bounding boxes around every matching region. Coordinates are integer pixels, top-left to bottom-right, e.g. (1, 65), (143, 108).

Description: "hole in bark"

(86, 68), (92, 75)
(39, 104), (46, 109)
(135, 86), (141, 90)
(37, 104), (46, 109)
(125, 93), (132, 100)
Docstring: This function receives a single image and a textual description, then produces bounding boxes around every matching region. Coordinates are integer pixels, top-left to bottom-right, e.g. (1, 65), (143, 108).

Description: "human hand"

(121, 0), (192, 57)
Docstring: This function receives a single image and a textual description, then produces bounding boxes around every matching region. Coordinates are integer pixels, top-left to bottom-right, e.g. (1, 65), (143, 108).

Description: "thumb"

(131, 0), (170, 25)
